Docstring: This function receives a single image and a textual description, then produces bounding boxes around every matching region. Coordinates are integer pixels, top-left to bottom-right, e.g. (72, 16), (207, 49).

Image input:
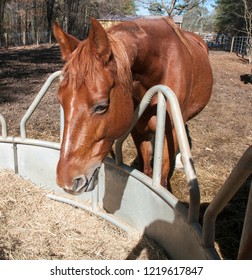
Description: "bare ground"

(0, 45), (252, 259)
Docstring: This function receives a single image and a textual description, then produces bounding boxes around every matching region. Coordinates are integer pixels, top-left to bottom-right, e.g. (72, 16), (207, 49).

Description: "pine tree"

(215, 0), (245, 34)
(0, 0), (7, 46)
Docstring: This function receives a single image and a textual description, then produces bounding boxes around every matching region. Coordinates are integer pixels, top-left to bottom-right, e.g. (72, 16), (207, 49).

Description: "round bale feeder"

(0, 72), (251, 260)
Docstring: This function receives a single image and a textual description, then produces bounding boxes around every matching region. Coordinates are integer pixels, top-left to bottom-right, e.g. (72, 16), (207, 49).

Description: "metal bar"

(13, 143), (18, 174)
(160, 85), (200, 223)
(0, 136), (60, 150)
(240, 37), (244, 54)
(0, 136), (14, 144)
(91, 185), (99, 212)
(202, 145), (252, 249)
(230, 37), (235, 53)
(238, 179), (252, 259)
(115, 85), (200, 223)
(152, 92), (166, 187)
(0, 113), (7, 139)
(20, 71), (61, 140)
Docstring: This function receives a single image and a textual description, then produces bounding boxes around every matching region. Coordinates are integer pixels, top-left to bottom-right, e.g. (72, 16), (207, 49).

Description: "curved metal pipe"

(152, 92), (166, 187)
(115, 85), (200, 223)
(238, 179), (252, 259)
(202, 145), (252, 251)
(20, 71), (61, 140)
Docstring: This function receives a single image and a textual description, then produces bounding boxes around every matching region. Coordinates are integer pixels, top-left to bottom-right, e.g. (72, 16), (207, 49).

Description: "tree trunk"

(243, 0), (252, 63)
(0, 0), (6, 47)
(249, 36), (252, 64)
(46, 0), (56, 42)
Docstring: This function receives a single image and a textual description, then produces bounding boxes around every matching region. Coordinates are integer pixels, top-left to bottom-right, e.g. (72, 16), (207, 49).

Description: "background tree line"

(0, 0), (251, 48)
(137, 0), (251, 36)
(215, 0), (251, 36)
(0, 0), (136, 46)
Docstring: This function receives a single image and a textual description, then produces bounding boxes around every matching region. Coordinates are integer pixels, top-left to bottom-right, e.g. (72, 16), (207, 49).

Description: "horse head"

(53, 18), (134, 194)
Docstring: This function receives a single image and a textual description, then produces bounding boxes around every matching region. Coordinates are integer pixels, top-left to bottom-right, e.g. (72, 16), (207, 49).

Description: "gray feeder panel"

(0, 142), (15, 170)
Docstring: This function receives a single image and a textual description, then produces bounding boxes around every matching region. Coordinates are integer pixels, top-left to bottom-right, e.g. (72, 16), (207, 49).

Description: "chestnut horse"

(53, 17), (213, 194)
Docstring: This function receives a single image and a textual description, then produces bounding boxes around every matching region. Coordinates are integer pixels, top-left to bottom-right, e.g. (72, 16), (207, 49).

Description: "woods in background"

(0, 0), (136, 47)
(0, 0), (251, 50)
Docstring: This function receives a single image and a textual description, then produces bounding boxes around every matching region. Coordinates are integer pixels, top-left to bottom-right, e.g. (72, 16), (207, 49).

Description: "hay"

(0, 170), (168, 260)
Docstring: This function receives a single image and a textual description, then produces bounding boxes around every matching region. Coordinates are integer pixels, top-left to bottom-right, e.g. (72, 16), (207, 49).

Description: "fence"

(0, 31), (53, 48)
(229, 36), (251, 56)
(208, 36), (251, 56)
(1, 31), (251, 58)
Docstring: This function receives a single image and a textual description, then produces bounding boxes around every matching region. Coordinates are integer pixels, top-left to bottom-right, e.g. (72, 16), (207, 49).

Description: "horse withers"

(53, 17), (213, 194)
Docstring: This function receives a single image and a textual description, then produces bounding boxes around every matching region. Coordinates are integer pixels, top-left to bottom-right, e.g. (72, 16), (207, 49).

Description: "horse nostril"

(73, 176), (88, 192)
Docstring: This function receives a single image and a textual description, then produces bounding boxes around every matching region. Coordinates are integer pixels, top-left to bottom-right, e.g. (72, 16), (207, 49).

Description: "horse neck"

(108, 34), (137, 71)
(109, 22), (164, 88)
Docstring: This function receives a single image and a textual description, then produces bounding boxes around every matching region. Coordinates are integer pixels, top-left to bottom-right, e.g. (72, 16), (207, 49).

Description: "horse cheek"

(110, 98), (134, 139)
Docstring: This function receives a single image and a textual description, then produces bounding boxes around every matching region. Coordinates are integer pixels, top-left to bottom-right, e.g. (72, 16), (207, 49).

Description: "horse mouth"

(64, 168), (100, 195)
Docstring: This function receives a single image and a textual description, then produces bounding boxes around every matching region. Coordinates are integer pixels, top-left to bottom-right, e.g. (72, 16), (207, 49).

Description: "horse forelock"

(61, 34), (132, 93)
(61, 41), (98, 89)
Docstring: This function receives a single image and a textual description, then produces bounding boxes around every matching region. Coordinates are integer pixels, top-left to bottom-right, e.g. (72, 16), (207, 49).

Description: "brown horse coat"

(53, 17), (213, 193)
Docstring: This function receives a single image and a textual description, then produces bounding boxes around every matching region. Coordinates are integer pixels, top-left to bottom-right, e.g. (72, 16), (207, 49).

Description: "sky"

(136, 0), (216, 16)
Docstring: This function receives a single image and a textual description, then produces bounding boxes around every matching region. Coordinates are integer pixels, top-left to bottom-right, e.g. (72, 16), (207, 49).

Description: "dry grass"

(0, 170), (168, 260)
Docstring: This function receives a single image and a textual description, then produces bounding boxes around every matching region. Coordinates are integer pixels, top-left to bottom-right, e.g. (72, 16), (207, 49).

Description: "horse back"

(184, 31), (209, 54)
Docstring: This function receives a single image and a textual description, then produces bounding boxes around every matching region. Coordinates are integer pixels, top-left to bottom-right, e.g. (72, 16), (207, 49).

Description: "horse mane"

(162, 17), (193, 57)
(108, 34), (133, 91)
(61, 33), (132, 92)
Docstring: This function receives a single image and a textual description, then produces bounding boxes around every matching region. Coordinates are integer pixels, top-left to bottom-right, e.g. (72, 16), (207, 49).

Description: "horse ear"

(88, 17), (111, 63)
(53, 22), (80, 60)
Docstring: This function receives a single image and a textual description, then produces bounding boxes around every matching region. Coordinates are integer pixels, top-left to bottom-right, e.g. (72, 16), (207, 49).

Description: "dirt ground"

(0, 44), (252, 259)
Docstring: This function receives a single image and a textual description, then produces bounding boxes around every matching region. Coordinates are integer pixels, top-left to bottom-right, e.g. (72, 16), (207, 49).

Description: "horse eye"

(93, 101), (109, 114)
(95, 105), (108, 113)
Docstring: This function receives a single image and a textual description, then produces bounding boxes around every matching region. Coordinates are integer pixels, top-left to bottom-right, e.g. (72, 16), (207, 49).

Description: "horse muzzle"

(62, 168), (100, 195)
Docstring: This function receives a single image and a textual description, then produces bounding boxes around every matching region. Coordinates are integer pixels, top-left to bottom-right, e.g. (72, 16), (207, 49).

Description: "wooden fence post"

(230, 37), (235, 53)
(249, 36), (252, 64)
